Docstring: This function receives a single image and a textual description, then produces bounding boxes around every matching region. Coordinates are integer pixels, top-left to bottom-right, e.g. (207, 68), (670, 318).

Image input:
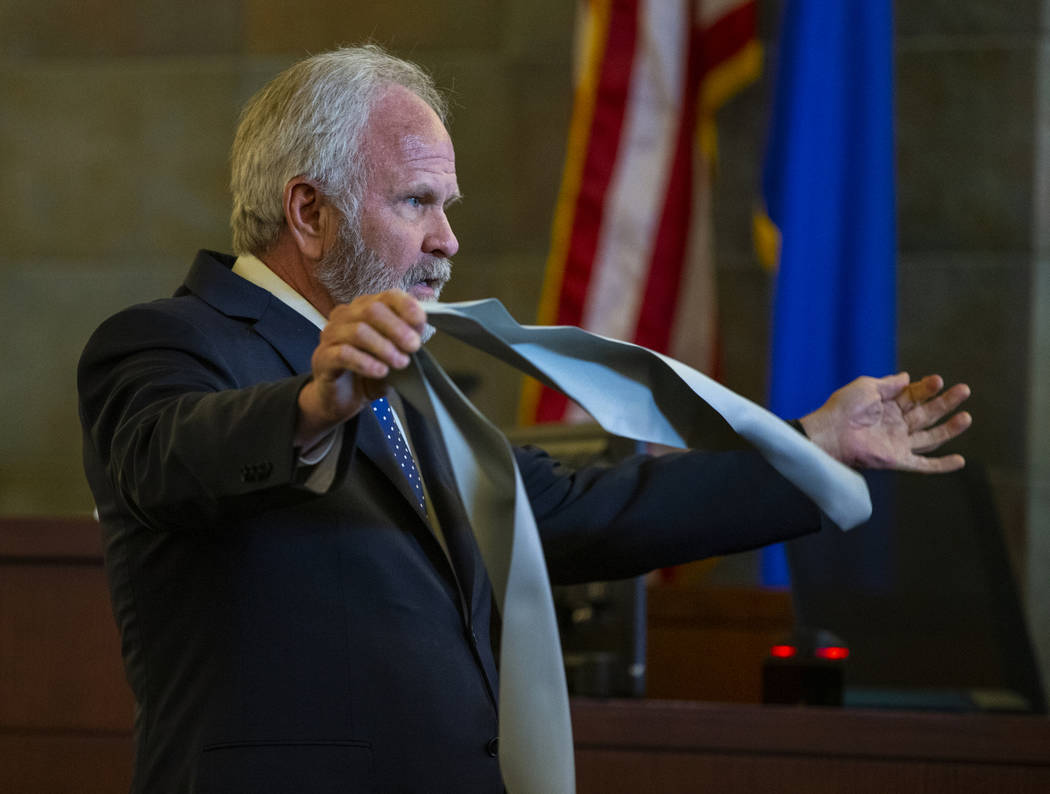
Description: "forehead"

(361, 85), (456, 181)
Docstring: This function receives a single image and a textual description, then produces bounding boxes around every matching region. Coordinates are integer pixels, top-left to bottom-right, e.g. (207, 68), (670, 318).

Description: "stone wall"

(895, 1), (1046, 693)
(0, 0), (576, 514)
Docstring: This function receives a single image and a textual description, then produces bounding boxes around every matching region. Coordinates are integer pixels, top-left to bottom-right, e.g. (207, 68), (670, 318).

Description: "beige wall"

(0, 0), (576, 514)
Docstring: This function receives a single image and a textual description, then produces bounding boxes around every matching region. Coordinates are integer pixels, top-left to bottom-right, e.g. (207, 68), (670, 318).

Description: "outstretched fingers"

(902, 381), (971, 432)
(901, 450), (967, 474)
(909, 408), (973, 454)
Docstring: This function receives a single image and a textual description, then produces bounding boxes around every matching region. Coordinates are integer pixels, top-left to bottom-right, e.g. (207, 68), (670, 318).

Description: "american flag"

(521, 0), (761, 423)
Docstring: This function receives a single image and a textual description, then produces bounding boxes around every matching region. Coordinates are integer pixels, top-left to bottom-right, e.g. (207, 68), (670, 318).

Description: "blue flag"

(759, 0), (897, 585)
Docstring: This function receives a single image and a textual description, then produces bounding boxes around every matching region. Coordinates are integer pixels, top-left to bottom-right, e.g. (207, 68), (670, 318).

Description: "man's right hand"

(295, 290), (425, 449)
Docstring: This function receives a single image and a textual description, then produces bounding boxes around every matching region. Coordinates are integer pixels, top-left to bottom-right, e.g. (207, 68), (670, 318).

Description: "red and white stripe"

(522, 0), (760, 424)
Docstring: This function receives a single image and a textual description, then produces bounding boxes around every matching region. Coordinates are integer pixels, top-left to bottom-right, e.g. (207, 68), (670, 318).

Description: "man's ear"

(283, 177), (331, 261)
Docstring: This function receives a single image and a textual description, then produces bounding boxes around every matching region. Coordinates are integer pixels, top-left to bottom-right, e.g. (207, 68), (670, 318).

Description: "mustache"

(401, 255), (452, 293)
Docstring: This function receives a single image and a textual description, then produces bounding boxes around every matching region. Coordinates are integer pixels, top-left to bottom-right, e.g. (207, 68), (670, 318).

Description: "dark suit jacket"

(77, 250), (823, 793)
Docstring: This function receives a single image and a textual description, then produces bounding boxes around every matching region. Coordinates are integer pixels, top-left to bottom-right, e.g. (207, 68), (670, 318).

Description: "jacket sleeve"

(515, 444), (825, 584)
(78, 304), (344, 532)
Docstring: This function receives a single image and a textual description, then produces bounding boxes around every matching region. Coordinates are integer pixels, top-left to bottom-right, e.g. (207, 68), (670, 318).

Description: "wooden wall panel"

(647, 584), (794, 702)
(0, 564), (133, 730)
(1, 734), (133, 794)
(1, 518), (134, 794)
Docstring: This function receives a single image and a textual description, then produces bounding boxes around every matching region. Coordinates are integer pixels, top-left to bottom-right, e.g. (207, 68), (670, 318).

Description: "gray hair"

(229, 45), (448, 256)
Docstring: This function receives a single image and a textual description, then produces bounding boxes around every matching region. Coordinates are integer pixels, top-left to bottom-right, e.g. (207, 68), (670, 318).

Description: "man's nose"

(424, 211), (459, 259)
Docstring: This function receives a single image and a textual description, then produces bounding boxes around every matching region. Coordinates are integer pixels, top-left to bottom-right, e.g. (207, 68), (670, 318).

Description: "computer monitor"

(786, 465), (1045, 713)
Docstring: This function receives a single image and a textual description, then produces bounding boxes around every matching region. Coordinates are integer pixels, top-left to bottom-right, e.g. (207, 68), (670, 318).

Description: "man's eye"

(406, 196), (422, 208)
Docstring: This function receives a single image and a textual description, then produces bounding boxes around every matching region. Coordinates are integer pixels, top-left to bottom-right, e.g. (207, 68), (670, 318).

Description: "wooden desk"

(572, 698), (1050, 793)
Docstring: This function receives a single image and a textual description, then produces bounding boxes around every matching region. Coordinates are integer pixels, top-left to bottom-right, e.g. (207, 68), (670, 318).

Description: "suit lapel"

(252, 303), (318, 376)
(405, 400), (500, 700)
(404, 401), (483, 616)
(183, 250), (318, 375)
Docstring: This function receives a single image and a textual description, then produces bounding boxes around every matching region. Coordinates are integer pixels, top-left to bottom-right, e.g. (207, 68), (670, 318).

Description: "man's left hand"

(799, 372), (972, 472)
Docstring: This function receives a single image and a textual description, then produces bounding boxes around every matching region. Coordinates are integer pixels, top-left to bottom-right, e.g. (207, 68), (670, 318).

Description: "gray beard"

(316, 214), (452, 342)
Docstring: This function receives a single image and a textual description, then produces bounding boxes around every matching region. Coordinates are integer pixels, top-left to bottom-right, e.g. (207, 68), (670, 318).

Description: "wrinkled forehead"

(362, 85), (455, 169)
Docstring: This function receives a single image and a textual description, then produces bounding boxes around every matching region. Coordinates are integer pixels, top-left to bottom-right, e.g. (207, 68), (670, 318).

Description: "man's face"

(317, 85), (460, 309)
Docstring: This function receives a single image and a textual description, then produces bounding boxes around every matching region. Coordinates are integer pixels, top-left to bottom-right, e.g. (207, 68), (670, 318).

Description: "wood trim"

(571, 698), (1050, 766)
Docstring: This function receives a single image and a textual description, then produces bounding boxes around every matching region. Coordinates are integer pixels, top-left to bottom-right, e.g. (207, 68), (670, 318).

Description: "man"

(78, 46), (970, 793)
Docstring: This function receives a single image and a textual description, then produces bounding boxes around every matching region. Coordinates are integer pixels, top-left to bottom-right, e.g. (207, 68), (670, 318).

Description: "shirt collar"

(232, 253), (328, 331)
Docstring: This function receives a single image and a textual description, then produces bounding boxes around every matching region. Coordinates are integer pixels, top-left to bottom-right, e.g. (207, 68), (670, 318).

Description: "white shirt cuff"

(297, 426), (343, 493)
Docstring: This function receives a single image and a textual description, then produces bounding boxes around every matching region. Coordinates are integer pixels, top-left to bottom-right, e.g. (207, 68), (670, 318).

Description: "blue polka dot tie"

(372, 397), (425, 511)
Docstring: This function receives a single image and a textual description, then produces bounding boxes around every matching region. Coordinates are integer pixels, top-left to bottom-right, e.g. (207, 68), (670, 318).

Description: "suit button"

(240, 461), (273, 483)
(486, 736), (499, 757)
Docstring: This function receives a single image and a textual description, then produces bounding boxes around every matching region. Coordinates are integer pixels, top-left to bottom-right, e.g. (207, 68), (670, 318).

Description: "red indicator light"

(816, 646), (850, 661)
(770, 645), (797, 658)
